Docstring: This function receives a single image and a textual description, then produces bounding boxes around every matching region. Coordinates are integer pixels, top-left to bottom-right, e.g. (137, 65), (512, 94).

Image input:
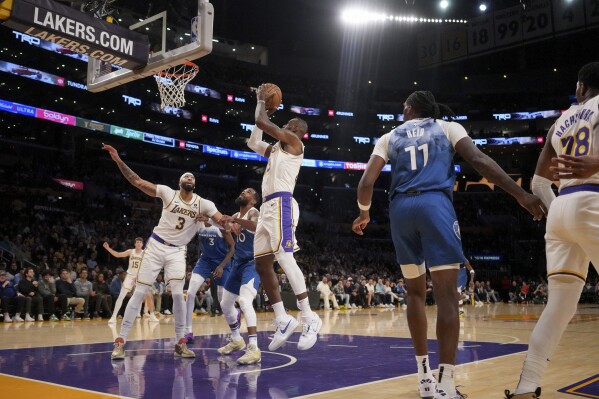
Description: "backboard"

(86, 0), (213, 92)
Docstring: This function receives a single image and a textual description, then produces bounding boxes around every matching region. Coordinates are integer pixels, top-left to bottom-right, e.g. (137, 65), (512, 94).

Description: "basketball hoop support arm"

(87, 0), (213, 92)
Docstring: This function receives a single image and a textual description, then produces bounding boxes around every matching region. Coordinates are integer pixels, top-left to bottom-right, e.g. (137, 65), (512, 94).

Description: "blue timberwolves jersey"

(197, 222), (229, 262)
(387, 118), (459, 199)
(233, 208), (257, 262)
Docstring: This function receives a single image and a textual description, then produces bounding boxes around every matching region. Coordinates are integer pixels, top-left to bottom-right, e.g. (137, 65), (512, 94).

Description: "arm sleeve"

(247, 125), (269, 156)
(200, 198), (219, 218)
(156, 185), (175, 204)
(531, 174), (556, 209)
(371, 133), (391, 163)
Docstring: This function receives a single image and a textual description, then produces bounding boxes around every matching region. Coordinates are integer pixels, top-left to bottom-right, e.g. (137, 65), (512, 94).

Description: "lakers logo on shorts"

(285, 240), (292, 248)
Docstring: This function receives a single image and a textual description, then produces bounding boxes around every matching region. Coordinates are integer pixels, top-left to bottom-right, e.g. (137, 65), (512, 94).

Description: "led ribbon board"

(4, 0), (149, 69)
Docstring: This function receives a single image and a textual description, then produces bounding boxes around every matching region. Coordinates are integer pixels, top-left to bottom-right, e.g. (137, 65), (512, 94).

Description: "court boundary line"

(292, 350), (528, 398)
(0, 372), (134, 399)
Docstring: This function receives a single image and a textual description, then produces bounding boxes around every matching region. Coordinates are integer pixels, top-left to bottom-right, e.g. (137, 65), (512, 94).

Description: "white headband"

(179, 172), (195, 184)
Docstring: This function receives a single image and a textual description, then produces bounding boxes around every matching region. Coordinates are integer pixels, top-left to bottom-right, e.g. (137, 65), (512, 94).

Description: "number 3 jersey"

(372, 118), (468, 199)
(152, 185), (219, 247)
(551, 95), (599, 191)
(197, 222), (229, 263)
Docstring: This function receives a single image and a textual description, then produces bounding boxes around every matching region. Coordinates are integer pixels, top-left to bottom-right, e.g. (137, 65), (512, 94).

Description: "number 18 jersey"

(551, 95), (599, 191)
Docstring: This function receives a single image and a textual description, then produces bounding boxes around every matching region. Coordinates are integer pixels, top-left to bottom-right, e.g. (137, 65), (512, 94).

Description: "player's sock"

(119, 289), (147, 340)
(248, 334), (258, 348)
(515, 278), (583, 394)
(298, 297), (315, 321)
(185, 274), (205, 332)
(272, 301), (287, 321)
(112, 289), (129, 319)
(416, 355), (434, 380)
(437, 364), (456, 397)
(170, 280), (187, 340)
(231, 326), (242, 341)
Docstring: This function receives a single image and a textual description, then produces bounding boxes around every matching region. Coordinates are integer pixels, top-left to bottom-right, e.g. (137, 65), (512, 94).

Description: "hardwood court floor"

(0, 303), (597, 399)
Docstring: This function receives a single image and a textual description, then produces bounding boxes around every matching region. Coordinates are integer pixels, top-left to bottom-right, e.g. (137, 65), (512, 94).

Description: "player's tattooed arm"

(102, 144), (157, 197)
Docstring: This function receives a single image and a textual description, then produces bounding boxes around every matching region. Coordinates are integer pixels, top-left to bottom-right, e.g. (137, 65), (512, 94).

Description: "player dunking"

(217, 188), (262, 364)
(184, 215), (235, 344)
(104, 238), (159, 323)
(352, 91), (545, 399)
(506, 62), (599, 399)
(102, 144), (225, 360)
(247, 84), (321, 351)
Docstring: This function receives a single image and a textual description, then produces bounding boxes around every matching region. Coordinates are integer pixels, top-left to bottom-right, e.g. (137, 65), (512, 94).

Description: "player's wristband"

(358, 201), (371, 211)
(470, 270), (475, 274)
(257, 100), (265, 104)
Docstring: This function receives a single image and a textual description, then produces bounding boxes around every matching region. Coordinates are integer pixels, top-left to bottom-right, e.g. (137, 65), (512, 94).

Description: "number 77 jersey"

(373, 118), (468, 200)
(552, 95), (599, 190)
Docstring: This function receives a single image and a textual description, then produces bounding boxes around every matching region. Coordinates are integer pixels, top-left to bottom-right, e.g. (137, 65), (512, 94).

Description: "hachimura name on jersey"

(552, 95), (599, 190)
(152, 185), (218, 247)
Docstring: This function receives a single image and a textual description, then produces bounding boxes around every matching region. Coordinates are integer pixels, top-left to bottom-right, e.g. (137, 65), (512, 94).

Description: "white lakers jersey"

(551, 95), (599, 190)
(152, 185), (218, 246)
(127, 249), (143, 277)
(262, 142), (303, 197)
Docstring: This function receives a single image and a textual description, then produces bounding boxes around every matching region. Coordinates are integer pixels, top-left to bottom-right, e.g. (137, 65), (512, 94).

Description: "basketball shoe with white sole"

(419, 376), (436, 399)
(218, 338), (246, 355)
(237, 344), (261, 365)
(174, 338), (196, 358)
(268, 314), (299, 351)
(504, 388), (541, 399)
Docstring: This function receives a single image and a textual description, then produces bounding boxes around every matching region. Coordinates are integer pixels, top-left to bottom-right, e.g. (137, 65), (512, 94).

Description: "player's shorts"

(192, 257), (231, 286)
(545, 188), (599, 282)
(136, 234), (187, 287)
(457, 268), (468, 291)
(389, 191), (464, 268)
(254, 192), (300, 258)
(123, 273), (137, 291)
(224, 258), (260, 296)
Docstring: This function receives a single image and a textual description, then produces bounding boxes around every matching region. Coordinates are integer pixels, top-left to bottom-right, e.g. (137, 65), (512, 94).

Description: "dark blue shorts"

(389, 191), (464, 268)
(192, 257), (231, 286)
(224, 258), (260, 295)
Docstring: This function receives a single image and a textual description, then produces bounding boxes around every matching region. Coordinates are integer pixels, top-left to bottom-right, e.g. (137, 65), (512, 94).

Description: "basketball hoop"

(154, 61), (199, 109)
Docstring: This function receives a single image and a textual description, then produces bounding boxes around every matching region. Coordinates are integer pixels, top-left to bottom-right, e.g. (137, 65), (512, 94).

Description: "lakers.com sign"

(5, 0), (149, 69)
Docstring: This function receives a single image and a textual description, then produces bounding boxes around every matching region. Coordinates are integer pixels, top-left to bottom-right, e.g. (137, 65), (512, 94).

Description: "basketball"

(263, 83), (282, 112)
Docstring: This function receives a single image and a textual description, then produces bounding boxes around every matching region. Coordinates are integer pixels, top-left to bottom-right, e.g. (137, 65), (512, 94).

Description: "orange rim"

(156, 61), (199, 78)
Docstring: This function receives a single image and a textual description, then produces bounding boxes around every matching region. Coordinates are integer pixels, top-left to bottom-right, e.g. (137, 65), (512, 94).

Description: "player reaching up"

(104, 238), (159, 323)
(245, 84), (322, 351)
(102, 144), (226, 360)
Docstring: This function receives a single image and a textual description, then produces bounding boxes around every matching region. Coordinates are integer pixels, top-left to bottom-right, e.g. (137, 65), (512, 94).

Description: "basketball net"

(154, 62), (199, 109)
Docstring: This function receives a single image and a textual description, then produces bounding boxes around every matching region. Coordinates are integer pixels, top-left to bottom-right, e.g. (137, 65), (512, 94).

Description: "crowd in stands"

(1, 144), (598, 322)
